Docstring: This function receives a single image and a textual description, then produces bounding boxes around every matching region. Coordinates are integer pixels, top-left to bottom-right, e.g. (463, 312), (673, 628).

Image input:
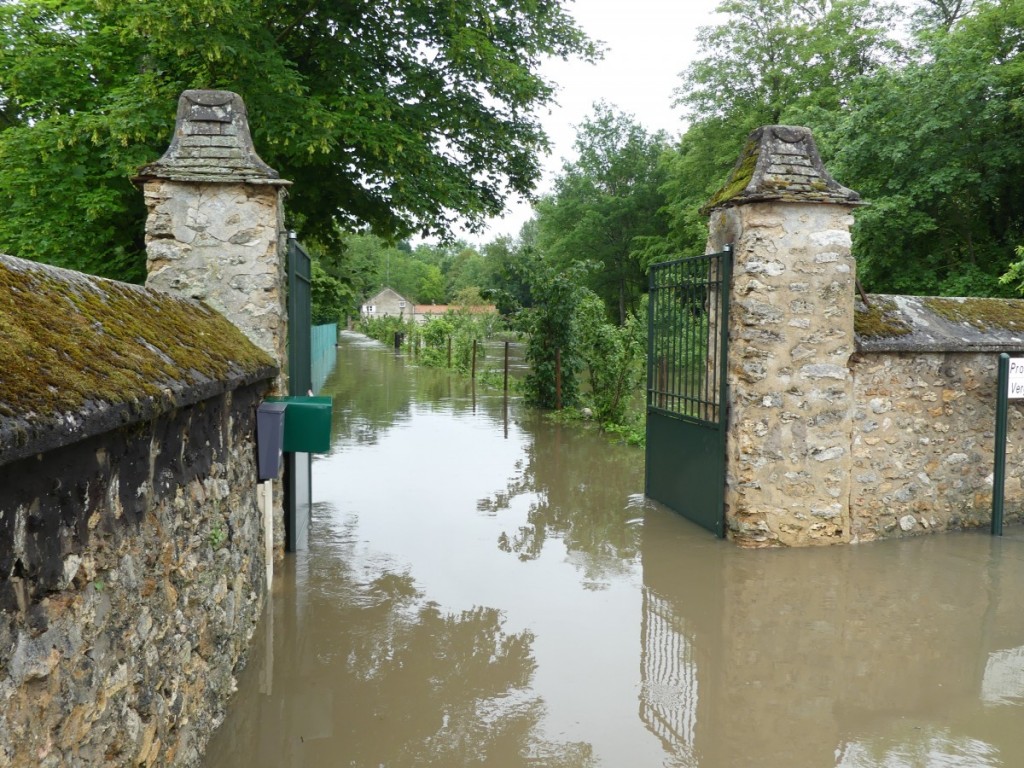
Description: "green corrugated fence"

(311, 323), (337, 395)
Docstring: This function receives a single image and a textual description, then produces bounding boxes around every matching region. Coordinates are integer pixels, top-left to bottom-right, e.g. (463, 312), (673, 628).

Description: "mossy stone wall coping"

(0, 253), (277, 466)
(855, 294), (1024, 354)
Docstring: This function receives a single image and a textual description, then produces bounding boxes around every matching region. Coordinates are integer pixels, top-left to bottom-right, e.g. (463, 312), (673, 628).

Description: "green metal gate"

(286, 234), (312, 551)
(645, 246), (732, 537)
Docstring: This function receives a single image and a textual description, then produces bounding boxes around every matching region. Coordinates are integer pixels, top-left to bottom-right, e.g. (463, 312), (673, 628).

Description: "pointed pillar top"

(703, 125), (861, 214)
(135, 90), (289, 186)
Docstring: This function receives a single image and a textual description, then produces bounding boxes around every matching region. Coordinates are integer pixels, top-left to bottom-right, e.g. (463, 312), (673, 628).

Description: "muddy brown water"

(204, 331), (1024, 767)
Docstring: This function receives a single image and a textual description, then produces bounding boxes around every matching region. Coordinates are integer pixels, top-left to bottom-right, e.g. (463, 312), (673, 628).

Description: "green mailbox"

(265, 396), (333, 453)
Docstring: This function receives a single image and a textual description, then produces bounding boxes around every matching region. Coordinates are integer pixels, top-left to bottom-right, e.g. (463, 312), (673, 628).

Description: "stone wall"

(851, 351), (1024, 542)
(0, 385), (268, 766)
(143, 180), (288, 368)
(705, 125), (1024, 546)
(709, 201), (858, 547)
(136, 90), (291, 555)
(137, 90), (290, 382)
(0, 254), (278, 765)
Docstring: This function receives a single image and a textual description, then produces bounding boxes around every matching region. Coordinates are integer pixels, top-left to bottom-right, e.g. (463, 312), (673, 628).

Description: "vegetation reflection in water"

(205, 332), (1024, 768)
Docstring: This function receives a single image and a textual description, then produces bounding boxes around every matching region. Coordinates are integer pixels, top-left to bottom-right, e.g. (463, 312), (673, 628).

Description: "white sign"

(1008, 357), (1024, 399)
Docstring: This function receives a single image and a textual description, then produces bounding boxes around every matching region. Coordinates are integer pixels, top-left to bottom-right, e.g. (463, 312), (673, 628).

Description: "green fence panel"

(311, 323), (337, 395)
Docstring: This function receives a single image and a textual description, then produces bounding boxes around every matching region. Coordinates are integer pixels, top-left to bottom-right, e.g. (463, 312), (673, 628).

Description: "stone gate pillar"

(134, 90), (290, 385)
(134, 90), (291, 556)
(704, 126), (863, 546)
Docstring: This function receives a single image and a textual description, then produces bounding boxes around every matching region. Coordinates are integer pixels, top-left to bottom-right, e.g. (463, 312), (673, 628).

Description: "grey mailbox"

(256, 402), (287, 480)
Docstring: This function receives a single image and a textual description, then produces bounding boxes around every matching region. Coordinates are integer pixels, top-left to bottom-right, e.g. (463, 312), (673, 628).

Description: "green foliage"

(311, 261), (353, 326)
(679, 0), (902, 126)
(656, 0), (903, 262)
(519, 260), (592, 409)
(576, 293), (647, 427)
(1000, 246), (1024, 295)
(535, 103), (671, 324)
(0, 0), (596, 280)
(482, 224), (540, 315)
(414, 309), (498, 373)
(361, 315), (413, 349)
(208, 519), (228, 550)
(830, 0), (1024, 296)
(418, 265), (447, 305)
(417, 316), (456, 368)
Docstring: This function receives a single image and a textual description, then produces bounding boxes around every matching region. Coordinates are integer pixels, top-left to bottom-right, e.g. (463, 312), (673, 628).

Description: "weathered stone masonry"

(136, 90), (290, 379)
(707, 126), (861, 546)
(850, 296), (1024, 542)
(707, 126), (1024, 546)
(0, 255), (277, 766)
(135, 89), (291, 555)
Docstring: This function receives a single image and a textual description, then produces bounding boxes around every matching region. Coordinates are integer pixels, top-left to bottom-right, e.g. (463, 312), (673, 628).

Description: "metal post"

(555, 347), (562, 410)
(447, 336), (452, 368)
(993, 353), (1010, 536)
(504, 341), (510, 394)
(263, 480), (273, 589)
(472, 339), (477, 379)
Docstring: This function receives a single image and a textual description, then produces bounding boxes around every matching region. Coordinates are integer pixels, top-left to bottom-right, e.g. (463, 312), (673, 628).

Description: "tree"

(911, 0), (975, 31)
(310, 261), (353, 326)
(832, 0), (1024, 296)
(481, 223), (541, 315)
(655, 0), (903, 260)
(520, 260), (592, 409)
(536, 103), (671, 324)
(0, 0), (596, 281)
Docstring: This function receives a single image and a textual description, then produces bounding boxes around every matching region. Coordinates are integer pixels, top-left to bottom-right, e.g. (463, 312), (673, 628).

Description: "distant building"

(361, 287), (498, 325)
(361, 287), (411, 320)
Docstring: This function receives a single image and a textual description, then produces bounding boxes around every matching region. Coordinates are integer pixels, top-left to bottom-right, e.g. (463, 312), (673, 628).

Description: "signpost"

(993, 354), (1024, 535)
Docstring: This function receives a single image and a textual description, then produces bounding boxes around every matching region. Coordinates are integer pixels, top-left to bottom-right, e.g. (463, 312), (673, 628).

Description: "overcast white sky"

(469, 0), (723, 243)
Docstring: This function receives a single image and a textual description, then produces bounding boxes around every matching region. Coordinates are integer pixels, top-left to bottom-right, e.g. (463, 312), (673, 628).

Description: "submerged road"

(205, 331), (1024, 767)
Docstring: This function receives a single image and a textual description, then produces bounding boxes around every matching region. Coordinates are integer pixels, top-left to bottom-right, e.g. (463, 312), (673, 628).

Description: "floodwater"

(204, 332), (1024, 767)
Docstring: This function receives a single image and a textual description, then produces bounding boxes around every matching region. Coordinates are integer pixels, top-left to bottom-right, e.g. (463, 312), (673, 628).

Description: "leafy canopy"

(660, 0), (903, 258)
(535, 103), (671, 324)
(0, 0), (597, 281)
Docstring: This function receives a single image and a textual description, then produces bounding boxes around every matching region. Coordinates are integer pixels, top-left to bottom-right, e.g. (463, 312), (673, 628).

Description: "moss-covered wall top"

(0, 254), (277, 465)
(855, 294), (1024, 353)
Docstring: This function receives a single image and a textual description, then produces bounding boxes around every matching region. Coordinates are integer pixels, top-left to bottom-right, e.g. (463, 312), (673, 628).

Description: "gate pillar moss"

(134, 90), (291, 555)
(704, 126), (863, 546)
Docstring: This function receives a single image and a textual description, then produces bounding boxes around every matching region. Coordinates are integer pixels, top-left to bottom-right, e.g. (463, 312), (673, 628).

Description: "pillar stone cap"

(134, 90), (290, 186)
(703, 125), (861, 214)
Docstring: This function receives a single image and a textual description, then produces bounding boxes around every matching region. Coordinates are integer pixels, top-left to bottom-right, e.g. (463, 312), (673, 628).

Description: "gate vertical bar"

(993, 353), (1009, 535)
(287, 234), (313, 396)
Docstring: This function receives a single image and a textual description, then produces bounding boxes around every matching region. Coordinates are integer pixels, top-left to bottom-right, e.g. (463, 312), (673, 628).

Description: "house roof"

(0, 254), (277, 466)
(364, 287), (411, 305)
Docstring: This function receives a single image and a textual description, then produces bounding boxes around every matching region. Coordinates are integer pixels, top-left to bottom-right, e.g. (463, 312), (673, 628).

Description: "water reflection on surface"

(205, 332), (1024, 767)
